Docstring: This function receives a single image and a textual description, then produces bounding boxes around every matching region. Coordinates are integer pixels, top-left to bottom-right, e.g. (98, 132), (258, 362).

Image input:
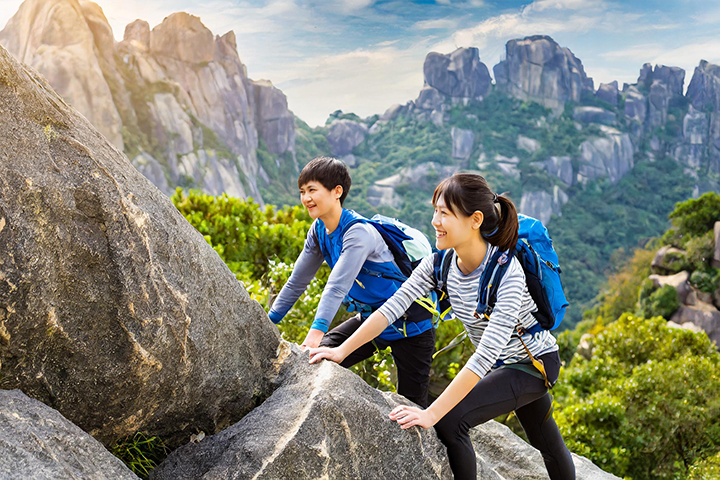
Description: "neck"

(454, 235), (488, 275)
(320, 204), (344, 233)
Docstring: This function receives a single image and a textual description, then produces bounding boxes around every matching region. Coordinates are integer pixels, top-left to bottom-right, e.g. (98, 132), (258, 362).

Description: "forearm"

(425, 367), (480, 424)
(337, 311), (389, 359)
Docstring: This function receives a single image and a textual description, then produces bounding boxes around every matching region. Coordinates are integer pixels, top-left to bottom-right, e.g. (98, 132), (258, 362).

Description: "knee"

(434, 414), (465, 446)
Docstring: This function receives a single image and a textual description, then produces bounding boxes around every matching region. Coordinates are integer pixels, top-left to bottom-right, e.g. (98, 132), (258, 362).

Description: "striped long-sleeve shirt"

(377, 245), (558, 379)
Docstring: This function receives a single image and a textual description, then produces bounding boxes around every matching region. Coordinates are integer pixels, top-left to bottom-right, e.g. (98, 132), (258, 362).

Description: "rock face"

(596, 81), (618, 106)
(424, 47), (491, 99)
(451, 127), (475, 159)
(0, 0), (296, 201)
(327, 119), (368, 156)
(0, 0), (124, 148)
(493, 35), (594, 112)
(153, 344), (454, 480)
(0, 390), (139, 480)
(367, 162), (459, 209)
(0, 44), (281, 446)
(686, 60), (720, 174)
(519, 187), (568, 225)
(714, 221), (720, 268)
(470, 421), (621, 480)
(577, 127), (634, 184)
(573, 106), (616, 125)
(542, 156), (573, 186)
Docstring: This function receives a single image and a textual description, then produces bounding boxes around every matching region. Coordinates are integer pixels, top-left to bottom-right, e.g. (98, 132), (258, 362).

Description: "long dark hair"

(432, 173), (519, 252)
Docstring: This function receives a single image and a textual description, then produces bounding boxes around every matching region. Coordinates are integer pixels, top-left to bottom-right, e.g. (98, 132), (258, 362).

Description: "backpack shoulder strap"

(475, 249), (514, 319)
(433, 249), (453, 292)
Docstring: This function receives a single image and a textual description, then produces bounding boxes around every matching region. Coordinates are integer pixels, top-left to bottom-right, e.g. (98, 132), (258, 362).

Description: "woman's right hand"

(308, 346), (347, 365)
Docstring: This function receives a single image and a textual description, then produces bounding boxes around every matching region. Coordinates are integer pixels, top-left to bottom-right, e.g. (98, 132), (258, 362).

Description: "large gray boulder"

(595, 81), (618, 106)
(152, 344), (454, 480)
(577, 127), (634, 184)
(153, 344), (619, 480)
(423, 47), (491, 99)
(670, 304), (720, 346)
(493, 35), (593, 112)
(649, 271), (692, 304)
(124, 19), (151, 50)
(327, 119), (368, 156)
(0, 389), (139, 480)
(0, 44), (280, 447)
(470, 421), (621, 480)
(675, 105), (709, 169)
(638, 64), (685, 97)
(150, 12), (215, 64)
(416, 85), (445, 110)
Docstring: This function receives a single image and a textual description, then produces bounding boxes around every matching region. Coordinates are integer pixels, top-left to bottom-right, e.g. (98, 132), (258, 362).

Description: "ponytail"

(432, 173), (519, 252)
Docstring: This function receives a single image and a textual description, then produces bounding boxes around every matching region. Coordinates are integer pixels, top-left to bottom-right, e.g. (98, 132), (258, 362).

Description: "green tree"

(554, 314), (720, 479)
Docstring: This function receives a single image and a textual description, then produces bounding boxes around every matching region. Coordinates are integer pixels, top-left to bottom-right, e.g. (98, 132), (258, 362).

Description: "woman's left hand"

(389, 404), (437, 429)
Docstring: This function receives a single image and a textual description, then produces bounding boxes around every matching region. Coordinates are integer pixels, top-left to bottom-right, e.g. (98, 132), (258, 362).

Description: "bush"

(685, 230), (717, 270)
(554, 314), (720, 479)
(638, 284), (680, 320)
(663, 192), (720, 247)
(689, 268), (720, 294)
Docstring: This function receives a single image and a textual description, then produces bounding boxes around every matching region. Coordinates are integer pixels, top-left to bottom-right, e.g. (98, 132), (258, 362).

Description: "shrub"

(638, 284), (680, 320)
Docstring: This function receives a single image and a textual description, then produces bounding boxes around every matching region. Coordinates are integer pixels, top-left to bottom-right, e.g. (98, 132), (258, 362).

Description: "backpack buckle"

(473, 310), (480, 319)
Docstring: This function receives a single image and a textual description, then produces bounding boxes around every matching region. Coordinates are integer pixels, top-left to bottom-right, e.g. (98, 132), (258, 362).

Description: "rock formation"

(0, 44), (281, 447)
(686, 60), (720, 173)
(423, 47), (491, 99)
(573, 106), (616, 125)
(0, 390), (140, 480)
(451, 127), (475, 159)
(577, 126), (634, 184)
(595, 81), (618, 106)
(493, 35), (594, 112)
(0, 0), (297, 201)
(326, 119), (368, 157)
(519, 187), (568, 225)
(152, 344), (619, 480)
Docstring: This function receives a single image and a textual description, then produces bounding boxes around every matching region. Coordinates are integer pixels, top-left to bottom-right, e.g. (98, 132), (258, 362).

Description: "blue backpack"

(433, 214), (568, 334)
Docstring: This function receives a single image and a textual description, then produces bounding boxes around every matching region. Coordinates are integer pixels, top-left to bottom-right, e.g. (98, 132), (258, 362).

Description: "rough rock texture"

(416, 85), (445, 110)
(577, 126), (634, 184)
(423, 47), (491, 99)
(595, 81), (618, 106)
(542, 156), (573, 186)
(676, 105), (708, 169)
(624, 86), (647, 125)
(0, 0), (124, 148)
(451, 126), (475, 159)
(0, 44), (281, 446)
(687, 60), (720, 174)
(649, 271), (691, 304)
(0, 0), (295, 202)
(639, 64), (685, 97)
(252, 79), (297, 157)
(0, 389), (139, 480)
(573, 106), (615, 125)
(493, 35), (594, 112)
(470, 421), (621, 480)
(671, 304), (720, 346)
(327, 119), (368, 156)
(154, 344), (619, 480)
(519, 187), (568, 225)
(153, 344), (454, 480)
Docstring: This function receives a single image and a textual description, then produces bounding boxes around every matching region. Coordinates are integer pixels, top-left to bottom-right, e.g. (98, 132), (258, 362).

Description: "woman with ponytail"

(309, 173), (575, 480)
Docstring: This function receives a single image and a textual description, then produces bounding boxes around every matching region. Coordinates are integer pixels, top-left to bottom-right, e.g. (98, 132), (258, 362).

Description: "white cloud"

(600, 44), (664, 61)
(413, 18), (459, 30)
(265, 43), (430, 126)
(531, 0), (605, 12)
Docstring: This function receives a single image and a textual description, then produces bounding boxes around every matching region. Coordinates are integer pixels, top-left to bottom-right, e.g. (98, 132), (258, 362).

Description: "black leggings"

(319, 313), (435, 407)
(434, 351), (575, 480)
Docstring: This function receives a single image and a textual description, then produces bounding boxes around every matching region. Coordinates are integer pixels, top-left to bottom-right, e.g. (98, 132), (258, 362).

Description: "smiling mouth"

(435, 231), (446, 238)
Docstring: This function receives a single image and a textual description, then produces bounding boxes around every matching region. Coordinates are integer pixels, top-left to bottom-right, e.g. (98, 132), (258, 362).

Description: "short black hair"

(298, 156), (351, 205)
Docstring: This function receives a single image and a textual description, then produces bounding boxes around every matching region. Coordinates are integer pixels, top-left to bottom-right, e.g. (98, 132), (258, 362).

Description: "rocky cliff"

(0, 0), (297, 202)
(0, 44), (620, 478)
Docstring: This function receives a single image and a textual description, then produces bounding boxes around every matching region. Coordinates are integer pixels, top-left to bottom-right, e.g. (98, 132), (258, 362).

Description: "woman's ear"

(472, 211), (484, 230)
(334, 185), (343, 201)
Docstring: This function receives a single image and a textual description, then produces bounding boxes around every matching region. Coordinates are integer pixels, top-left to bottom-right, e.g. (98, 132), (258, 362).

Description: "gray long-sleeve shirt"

(268, 219), (395, 332)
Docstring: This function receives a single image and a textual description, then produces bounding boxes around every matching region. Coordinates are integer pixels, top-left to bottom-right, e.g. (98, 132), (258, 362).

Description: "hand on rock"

(308, 346), (345, 365)
(300, 328), (324, 351)
(389, 405), (435, 430)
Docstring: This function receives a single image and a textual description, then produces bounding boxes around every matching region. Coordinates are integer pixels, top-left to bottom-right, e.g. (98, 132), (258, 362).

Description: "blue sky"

(2, 0), (720, 126)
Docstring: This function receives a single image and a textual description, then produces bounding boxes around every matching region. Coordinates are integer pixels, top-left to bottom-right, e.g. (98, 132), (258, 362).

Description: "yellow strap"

(355, 279), (365, 289)
(414, 296), (439, 316)
(516, 326), (551, 389)
(432, 330), (468, 359)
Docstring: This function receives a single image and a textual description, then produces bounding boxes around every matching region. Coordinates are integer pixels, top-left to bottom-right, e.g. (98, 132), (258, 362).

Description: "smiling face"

(299, 181), (342, 220)
(432, 195), (483, 251)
